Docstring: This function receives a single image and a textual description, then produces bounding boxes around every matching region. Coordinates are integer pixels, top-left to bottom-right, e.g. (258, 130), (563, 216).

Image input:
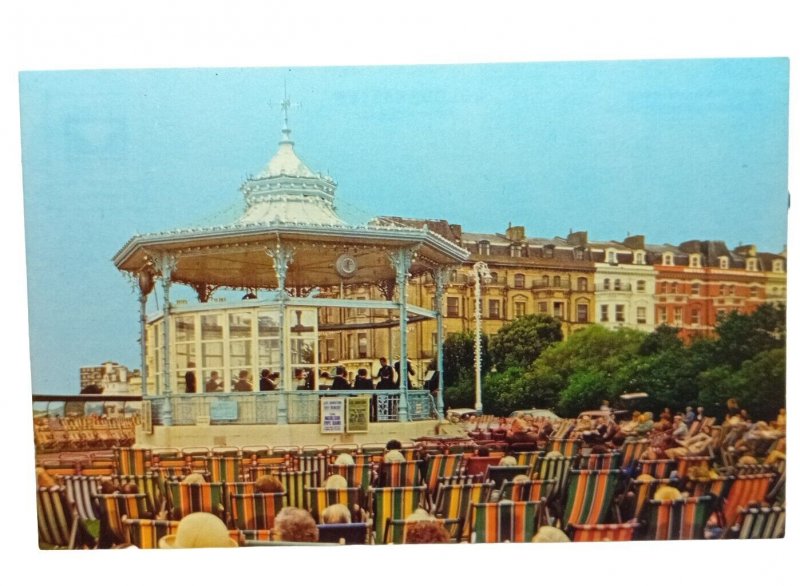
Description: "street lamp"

(472, 261), (492, 412)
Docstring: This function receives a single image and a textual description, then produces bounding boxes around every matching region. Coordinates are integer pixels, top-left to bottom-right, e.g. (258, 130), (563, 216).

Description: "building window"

(577, 277), (588, 291)
(636, 280), (646, 292)
(541, 275), (550, 287)
(670, 282), (678, 294)
(750, 285), (759, 298)
(514, 301), (526, 318)
(634, 251), (645, 264)
(615, 305), (625, 322)
(553, 276), (561, 287)
(691, 282), (700, 296)
(478, 241), (490, 255)
(690, 308), (700, 325)
(606, 250), (617, 264)
(637, 306), (647, 324)
(577, 304), (589, 323)
(358, 333), (368, 358)
(600, 305), (609, 322)
(719, 257), (729, 269)
(663, 253), (674, 266)
(538, 301), (548, 314)
(603, 278), (611, 290)
(659, 307), (667, 323)
(575, 248), (585, 260)
(488, 299), (500, 319)
(510, 245), (521, 258)
(690, 254), (701, 268)
(614, 279), (622, 291)
(716, 310), (726, 322)
(446, 297), (459, 317)
(514, 273), (525, 288)
(553, 302), (564, 318)
(673, 307), (682, 325)
(544, 245), (555, 258)
(773, 260), (784, 273)
(746, 258), (757, 271)
(659, 282), (668, 294)
(490, 272), (498, 283)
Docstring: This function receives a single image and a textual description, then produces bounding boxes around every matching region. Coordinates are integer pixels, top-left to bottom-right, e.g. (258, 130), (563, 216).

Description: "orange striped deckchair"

(230, 492), (287, 530)
(642, 495), (713, 540)
(273, 469), (318, 509)
(223, 481), (256, 517)
(726, 504), (785, 539)
(290, 454), (327, 485)
(638, 459), (676, 479)
(469, 500), (545, 543)
(328, 463), (374, 492)
(304, 487), (366, 522)
(546, 438), (582, 458)
(562, 469), (620, 526)
(498, 478), (556, 503)
(486, 465), (534, 487)
(514, 451), (543, 469)
(719, 473), (775, 529)
(153, 452), (191, 480)
(379, 460), (423, 487)
(687, 477), (726, 499)
(424, 453), (463, 495)
(433, 481), (493, 539)
(37, 486), (79, 549)
(122, 517), (179, 549)
(166, 480), (226, 520)
(569, 521), (638, 542)
(112, 473), (164, 513)
(94, 493), (151, 545)
(113, 447), (152, 476)
(619, 439), (650, 475)
(577, 451), (621, 471)
(625, 477), (671, 521)
(676, 455), (713, 480)
(370, 485), (428, 545)
(208, 455), (244, 483)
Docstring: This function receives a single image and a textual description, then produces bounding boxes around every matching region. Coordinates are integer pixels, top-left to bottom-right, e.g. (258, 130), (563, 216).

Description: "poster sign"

(346, 395), (370, 433)
(210, 397), (239, 421)
(320, 397), (346, 434)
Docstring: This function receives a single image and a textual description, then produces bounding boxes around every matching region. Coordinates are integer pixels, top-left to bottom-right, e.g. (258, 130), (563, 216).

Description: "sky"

(18, 59), (790, 394)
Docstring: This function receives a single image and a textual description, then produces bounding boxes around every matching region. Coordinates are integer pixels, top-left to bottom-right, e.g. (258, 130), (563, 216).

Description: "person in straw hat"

(159, 512), (238, 549)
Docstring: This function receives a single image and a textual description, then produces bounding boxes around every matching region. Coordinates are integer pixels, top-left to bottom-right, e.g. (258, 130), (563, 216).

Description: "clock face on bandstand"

(335, 254), (358, 278)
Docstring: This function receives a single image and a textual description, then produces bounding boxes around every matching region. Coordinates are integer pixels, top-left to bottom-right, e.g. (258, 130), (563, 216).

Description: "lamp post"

(472, 262), (492, 412)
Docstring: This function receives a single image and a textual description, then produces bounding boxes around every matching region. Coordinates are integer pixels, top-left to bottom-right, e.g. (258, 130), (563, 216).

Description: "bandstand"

(112, 107), (470, 448)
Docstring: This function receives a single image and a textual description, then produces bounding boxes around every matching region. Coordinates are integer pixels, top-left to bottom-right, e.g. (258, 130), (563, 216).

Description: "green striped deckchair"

(112, 473), (164, 513)
(166, 480), (226, 520)
(719, 473), (775, 529)
(240, 528), (273, 542)
(469, 500), (545, 543)
(113, 447), (152, 476)
(433, 481), (493, 539)
(545, 438), (582, 458)
(688, 477), (726, 499)
(273, 469), (318, 509)
(535, 453), (576, 500)
(562, 469), (620, 526)
(379, 460), (423, 487)
(37, 486), (79, 549)
(304, 487), (365, 522)
(153, 452), (191, 480)
(246, 462), (290, 482)
(61, 475), (100, 523)
(223, 481), (256, 517)
(498, 478), (556, 503)
(642, 495), (713, 540)
(370, 486), (428, 545)
(578, 451), (621, 471)
(230, 492), (286, 530)
(638, 459), (676, 479)
(319, 522), (370, 545)
(208, 455), (243, 483)
(486, 465), (534, 487)
(94, 493), (151, 545)
(291, 454), (327, 486)
(625, 477), (671, 521)
(424, 454), (463, 495)
(122, 517), (179, 549)
(619, 439), (650, 475)
(727, 505), (785, 539)
(328, 463), (374, 492)
(676, 455), (713, 480)
(569, 521), (638, 542)
(514, 451), (543, 469)
(383, 518), (464, 544)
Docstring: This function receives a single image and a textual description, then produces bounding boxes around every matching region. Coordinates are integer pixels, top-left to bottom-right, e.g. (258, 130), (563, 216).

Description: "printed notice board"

(210, 397), (239, 421)
(346, 395), (370, 433)
(321, 397), (346, 434)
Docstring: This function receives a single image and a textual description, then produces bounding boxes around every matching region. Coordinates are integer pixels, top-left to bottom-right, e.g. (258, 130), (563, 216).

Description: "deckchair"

(37, 486), (79, 549)
(432, 481), (493, 539)
(305, 487), (366, 522)
(498, 478), (556, 503)
(379, 460), (424, 487)
(562, 469), (620, 526)
(578, 451), (621, 471)
(535, 453), (577, 501)
(514, 451), (543, 469)
(463, 455), (502, 479)
(726, 504), (785, 539)
(61, 475), (100, 525)
(153, 452), (191, 480)
(424, 453), (463, 495)
(383, 517), (464, 544)
(290, 454), (327, 485)
(469, 500), (545, 543)
(113, 447), (152, 476)
(273, 469), (319, 509)
(207, 455), (243, 483)
(112, 473), (164, 513)
(166, 480), (226, 520)
(318, 522), (369, 545)
(675, 455), (713, 480)
(623, 477), (671, 522)
(638, 459), (676, 479)
(229, 492), (287, 530)
(486, 465), (534, 487)
(329, 463), (374, 492)
(369, 485), (428, 545)
(718, 473), (775, 529)
(94, 493), (151, 545)
(122, 517), (179, 549)
(641, 495), (713, 540)
(569, 521), (638, 542)
(545, 438), (582, 458)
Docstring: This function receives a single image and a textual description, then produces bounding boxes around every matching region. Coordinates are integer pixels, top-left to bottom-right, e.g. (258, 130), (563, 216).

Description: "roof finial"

(279, 78), (297, 145)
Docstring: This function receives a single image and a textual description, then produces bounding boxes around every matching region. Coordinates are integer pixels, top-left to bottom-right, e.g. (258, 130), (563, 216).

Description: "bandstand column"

(433, 267), (448, 420)
(389, 248), (414, 422)
(267, 243), (294, 425)
(137, 270), (154, 397)
(154, 254), (177, 426)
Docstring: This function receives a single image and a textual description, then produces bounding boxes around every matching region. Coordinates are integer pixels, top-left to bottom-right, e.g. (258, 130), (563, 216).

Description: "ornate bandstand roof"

(113, 107), (470, 289)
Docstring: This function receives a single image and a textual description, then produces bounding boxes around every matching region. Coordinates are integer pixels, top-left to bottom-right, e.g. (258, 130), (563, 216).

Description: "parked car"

(447, 407), (481, 423)
(509, 408), (561, 422)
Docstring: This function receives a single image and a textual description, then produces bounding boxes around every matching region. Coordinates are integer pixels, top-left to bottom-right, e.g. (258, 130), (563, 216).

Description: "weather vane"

(269, 76), (301, 138)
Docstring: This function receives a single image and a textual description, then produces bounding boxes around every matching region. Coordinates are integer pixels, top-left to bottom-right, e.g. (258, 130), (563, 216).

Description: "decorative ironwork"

(472, 262), (492, 412)
(287, 392), (320, 423)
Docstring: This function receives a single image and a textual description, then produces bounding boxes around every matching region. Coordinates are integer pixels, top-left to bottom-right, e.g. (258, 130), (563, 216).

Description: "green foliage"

(488, 314), (563, 370)
(443, 373), (477, 410)
(442, 331), (491, 388)
(713, 303), (785, 368)
(639, 324), (683, 356)
(481, 367), (529, 415)
(557, 369), (614, 416)
(734, 348), (785, 421)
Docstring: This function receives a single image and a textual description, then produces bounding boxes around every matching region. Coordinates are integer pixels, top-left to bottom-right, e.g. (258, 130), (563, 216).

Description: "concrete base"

(135, 420), (446, 450)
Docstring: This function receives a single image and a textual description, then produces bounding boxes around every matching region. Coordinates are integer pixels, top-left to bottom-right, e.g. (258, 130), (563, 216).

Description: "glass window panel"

(259, 339), (280, 366)
(174, 315), (195, 342)
(229, 312), (252, 339)
(202, 369), (224, 392)
(201, 314), (223, 340)
(258, 311), (280, 337)
(291, 339), (316, 365)
(202, 341), (224, 367)
(288, 308), (316, 333)
(229, 340), (252, 367)
(175, 344), (196, 370)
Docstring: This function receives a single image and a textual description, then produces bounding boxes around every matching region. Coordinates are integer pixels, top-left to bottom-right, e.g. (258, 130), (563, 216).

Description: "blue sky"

(19, 59), (789, 394)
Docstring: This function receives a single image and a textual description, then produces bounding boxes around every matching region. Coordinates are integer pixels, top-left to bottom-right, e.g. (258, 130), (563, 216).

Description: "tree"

(713, 303), (785, 368)
(442, 331), (491, 388)
(489, 314), (563, 370)
(639, 324), (683, 356)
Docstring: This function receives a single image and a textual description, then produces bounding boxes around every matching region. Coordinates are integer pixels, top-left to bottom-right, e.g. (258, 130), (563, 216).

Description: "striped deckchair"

(246, 462), (290, 481)
(642, 496), (713, 540)
(676, 455), (713, 480)
(433, 481), (493, 539)
(291, 454), (327, 485)
(379, 460), (423, 487)
(625, 477), (671, 521)
(207, 455), (243, 483)
(486, 465), (534, 487)
(498, 478), (556, 503)
(319, 522), (369, 545)
(688, 477), (726, 499)
(370, 486), (428, 545)
(726, 505), (785, 539)
(305, 487), (365, 522)
(112, 473), (164, 513)
(153, 452), (191, 480)
(469, 500), (545, 543)
(94, 493), (151, 545)
(619, 439), (650, 476)
(241, 528), (273, 542)
(37, 486), (79, 549)
(464, 455), (502, 479)
(329, 463), (374, 492)
(273, 469), (319, 509)
(123, 517), (179, 549)
(569, 522), (638, 542)
(113, 447), (152, 476)
(514, 451), (543, 469)
(562, 469), (620, 526)
(166, 481), (226, 520)
(578, 451), (621, 471)
(550, 420), (573, 439)
(61, 475), (100, 524)
(424, 454), (463, 495)
(535, 453), (577, 500)
(638, 459), (676, 479)
(719, 473), (775, 528)
(81, 459), (115, 476)
(546, 438), (582, 458)
(383, 518), (464, 544)
(230, 492), (286, 530)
